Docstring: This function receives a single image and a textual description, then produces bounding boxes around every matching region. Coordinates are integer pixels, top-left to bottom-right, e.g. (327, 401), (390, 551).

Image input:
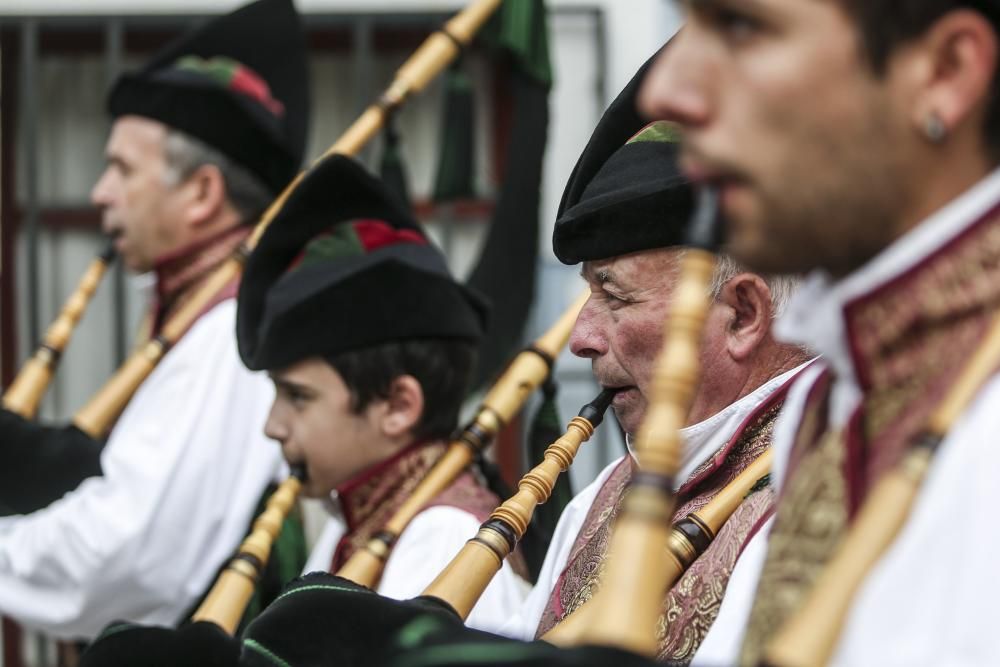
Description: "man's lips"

(678, 151), (746, 187)
(602, 385), (638, 407)
(106, 230), (125, 250)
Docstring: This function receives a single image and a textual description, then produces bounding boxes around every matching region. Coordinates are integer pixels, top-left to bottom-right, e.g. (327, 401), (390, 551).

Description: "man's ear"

(909, 10), (998, 144)
(380, 375), (424, 439)
(178, 163), (227, 230)
(717, 274), (773, 362)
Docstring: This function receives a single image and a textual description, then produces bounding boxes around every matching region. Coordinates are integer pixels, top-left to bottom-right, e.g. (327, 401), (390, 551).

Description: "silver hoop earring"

(924, 112), (947, 143)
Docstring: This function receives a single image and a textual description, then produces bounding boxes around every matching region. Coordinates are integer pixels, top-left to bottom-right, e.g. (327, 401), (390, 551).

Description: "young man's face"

(91, 115), (189, 273)
(265, 358), (391, 499)
(640, 0), (920, 276)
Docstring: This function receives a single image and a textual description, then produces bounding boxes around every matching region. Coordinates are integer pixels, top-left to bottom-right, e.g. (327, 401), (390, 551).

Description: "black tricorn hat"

(552, 47), (695, 264)
(108, 0), (310, 195)
(237, 155), (489, 372)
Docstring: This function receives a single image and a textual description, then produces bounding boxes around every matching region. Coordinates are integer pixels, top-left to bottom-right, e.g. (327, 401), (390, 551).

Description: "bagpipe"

(2, 244), (115, 417)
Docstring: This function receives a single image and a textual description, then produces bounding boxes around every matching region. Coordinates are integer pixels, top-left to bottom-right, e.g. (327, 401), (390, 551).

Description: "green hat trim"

(626, 120), (680, 145)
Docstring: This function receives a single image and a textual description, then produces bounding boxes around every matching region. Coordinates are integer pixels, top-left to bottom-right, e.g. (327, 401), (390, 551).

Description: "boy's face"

(265, 358), (396, 498)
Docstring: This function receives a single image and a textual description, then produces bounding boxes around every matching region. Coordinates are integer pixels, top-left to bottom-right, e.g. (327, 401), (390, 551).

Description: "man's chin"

(611, 407), (643, 440)
(123, 256), (152, 274)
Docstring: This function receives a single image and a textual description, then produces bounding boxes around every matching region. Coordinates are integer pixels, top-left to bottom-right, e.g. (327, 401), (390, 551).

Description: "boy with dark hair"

(235, 154), (529, 631)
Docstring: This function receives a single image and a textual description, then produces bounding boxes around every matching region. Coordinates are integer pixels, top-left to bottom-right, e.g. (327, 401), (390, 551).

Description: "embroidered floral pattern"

(739, 208), (1000, 663)
(329, 443), (501, 573)
(535, 405), (781, 664)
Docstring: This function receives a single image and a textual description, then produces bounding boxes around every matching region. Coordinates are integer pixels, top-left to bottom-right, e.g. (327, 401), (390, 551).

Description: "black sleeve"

(79, 620), (239, 667)
(0, 408), (104, 515)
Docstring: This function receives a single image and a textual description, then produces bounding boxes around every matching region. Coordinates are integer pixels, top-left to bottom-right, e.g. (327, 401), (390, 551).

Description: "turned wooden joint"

(363, 531), (397, 561)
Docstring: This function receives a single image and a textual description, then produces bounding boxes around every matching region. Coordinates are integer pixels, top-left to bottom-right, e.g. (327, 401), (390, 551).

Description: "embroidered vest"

(536, 390), (787, 664)
(739, 204), (1000, 665)
(328, 441), (514, 575)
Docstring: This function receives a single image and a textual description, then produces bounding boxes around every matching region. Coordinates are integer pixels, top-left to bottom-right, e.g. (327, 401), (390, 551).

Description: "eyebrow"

(269, 376), (311, 393)
(580, 263), (615, 285)
(683, 0), (770, 11)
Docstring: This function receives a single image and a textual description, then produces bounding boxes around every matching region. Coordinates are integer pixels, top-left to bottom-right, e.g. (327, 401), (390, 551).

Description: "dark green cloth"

(0, 408), (103, 515)
(80, 621), (239, 667)
(481, 0), (553, 88)
(432, 62), (477, 201)
(384, 611), (658, 667)
(380, 115), (413, 210)
(240, 574), (462, 667)
(465, 0), (552, 389)
(80, 573), (659, 667)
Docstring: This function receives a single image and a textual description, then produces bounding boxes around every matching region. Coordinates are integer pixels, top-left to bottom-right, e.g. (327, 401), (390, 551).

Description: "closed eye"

(603, 288), (633, 309)
(273, 380), (315, 408)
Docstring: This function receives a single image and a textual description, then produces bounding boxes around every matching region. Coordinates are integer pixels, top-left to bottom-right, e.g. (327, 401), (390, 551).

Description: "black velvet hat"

(551, 48), (695, 265)
(108, 0), (310, 195)
(237, 155), (489, 372)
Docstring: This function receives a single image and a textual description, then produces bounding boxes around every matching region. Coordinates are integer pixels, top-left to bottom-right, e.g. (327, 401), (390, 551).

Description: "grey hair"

(161, 129), (273, 222)
(708, 253), (799, 318)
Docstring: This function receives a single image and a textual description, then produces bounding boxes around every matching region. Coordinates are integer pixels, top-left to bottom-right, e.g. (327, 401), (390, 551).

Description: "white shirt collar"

(626, 361), (809, 488)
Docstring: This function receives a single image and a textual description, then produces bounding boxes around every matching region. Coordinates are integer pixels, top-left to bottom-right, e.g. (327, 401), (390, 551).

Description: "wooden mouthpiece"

(421, 389), (614, 619)
(337, 291), (590, 588)
(764, 307), (1000, 667)
(192, 467), (304, 636)
(3, 247), (115, 418)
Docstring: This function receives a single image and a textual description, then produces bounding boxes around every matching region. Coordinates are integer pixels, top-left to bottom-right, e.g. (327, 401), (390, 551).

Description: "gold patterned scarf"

(739, 205), (1000, 665)
(536, 395), (786, 664)
(329, 441), (502, 572)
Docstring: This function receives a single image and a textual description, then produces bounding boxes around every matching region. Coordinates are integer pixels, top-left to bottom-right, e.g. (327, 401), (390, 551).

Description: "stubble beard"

(726, 113), (908, 278)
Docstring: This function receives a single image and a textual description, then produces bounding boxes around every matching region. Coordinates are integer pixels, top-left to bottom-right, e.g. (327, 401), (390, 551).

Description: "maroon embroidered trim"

(328, 441), (503, 574)
(842, 204), (1000, 492)
(151, 225), (251, 334)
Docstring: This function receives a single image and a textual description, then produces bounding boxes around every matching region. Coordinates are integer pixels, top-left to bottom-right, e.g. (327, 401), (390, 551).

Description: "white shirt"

(694, 166), (1000, 666)
(0, 300), (285, 640)
(500, 363), (808, 641)
(304, 503), (530, 634)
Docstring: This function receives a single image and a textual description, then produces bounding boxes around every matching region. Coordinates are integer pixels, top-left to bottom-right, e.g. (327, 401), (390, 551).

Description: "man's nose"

(569, 297), (608, 359)
(263, 405), (288, 443)
(90, 169), (114, 209)
(637, 31), (712, 129)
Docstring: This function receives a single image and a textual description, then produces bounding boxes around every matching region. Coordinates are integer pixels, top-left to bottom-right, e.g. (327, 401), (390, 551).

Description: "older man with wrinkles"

(497, 60), (810, 664)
